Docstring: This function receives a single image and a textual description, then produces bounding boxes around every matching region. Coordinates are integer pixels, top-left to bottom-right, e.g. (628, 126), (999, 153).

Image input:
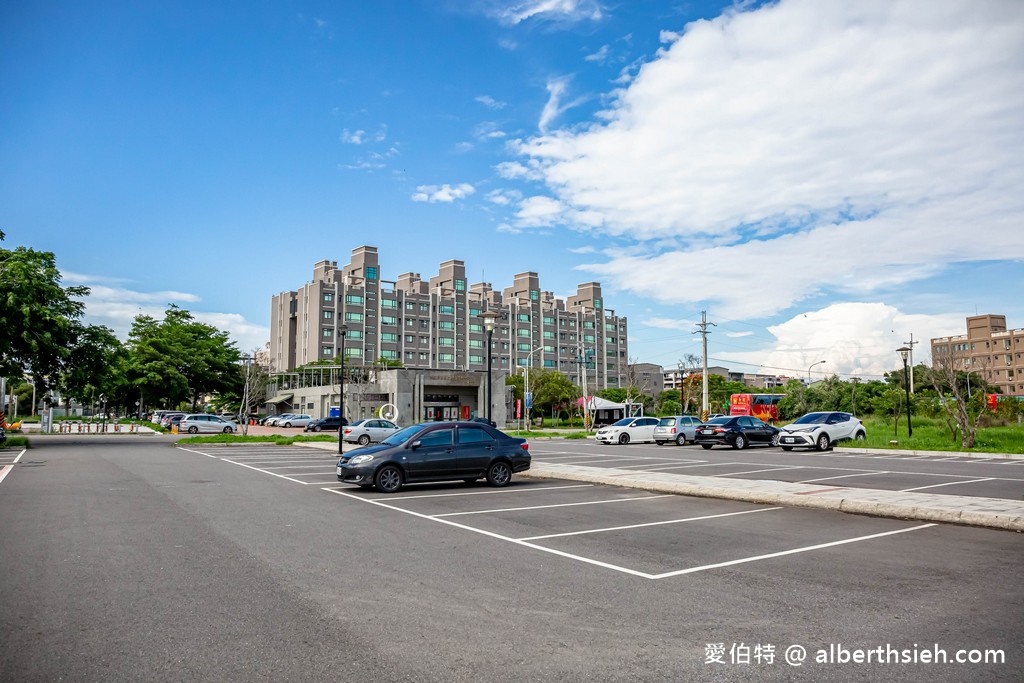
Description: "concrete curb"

(524, 464), (1024, 533)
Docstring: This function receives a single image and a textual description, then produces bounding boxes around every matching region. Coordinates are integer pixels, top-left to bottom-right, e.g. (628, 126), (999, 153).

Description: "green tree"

(0, 235), (88, 385)
(57, 324), (123, 413)
(530, 369), (581, 421)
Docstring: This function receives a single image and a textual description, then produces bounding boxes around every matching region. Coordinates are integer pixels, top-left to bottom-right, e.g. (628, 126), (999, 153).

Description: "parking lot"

(179, 443), (978, 580)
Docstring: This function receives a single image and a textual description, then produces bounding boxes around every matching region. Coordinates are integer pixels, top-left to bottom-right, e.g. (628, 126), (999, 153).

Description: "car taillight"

(520, 443), (529, 451)
(715, 428), (726, 433)
(671, 428), (677, 434)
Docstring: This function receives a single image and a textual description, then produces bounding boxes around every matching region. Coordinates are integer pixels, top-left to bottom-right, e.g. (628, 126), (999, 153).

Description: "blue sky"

(3, 0), (1023, 383)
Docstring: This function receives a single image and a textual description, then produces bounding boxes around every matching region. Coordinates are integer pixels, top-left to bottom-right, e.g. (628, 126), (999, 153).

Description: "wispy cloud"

(584, 45), (610, 63)
(493, 0), (604, 25)
(476, 95), (508, 110)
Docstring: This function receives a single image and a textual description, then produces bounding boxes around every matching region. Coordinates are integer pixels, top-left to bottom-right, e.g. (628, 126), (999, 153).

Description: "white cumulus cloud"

(411, 183), (476, 203)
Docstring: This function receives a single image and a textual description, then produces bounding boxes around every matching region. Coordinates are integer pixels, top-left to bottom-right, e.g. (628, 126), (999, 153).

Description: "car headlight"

(349, 454), (374, 465)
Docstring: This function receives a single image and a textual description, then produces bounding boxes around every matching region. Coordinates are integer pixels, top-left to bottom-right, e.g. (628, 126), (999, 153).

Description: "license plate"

(702, 429), (713, 434)
(783, 437), (795, 443)
(336, 466), (343, 476)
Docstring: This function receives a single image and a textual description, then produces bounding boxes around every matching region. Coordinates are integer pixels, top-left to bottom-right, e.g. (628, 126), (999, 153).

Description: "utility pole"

(902, 333), (919, 394)
(693, 311), (716, 420)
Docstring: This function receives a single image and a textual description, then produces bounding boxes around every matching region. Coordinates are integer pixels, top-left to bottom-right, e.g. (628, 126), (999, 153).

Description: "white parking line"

(555, 456), (662, 466)
(385, 484), (594, 501)
(607, 459), (707, 469)
(648, 524), (937, 579)
(796, 471), (891, 484)
(722, 466), (806, 477)
(899, 478), (995, 492)
(0, 465), (12, 486)
(433, 495), (673, 517)
(260, 465), (338, 470)
(518, 507), (783, 540)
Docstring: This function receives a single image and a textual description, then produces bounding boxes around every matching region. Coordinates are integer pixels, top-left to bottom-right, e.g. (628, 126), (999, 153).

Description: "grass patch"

(0, 435), (30, 449)
(847, 416), (1024, 454)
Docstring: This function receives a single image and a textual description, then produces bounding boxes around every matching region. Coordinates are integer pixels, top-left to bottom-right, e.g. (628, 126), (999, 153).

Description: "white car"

(265, 413), (295, 427)
(277, 414), (313, 428)
(777, 411), (866, 451)
(178, 414), (237, 434)
(595, 416), (660, 445)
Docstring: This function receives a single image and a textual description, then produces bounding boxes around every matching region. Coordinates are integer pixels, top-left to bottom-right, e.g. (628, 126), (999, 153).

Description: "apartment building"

(930, 314), (1024, 395)
(270, 246), (630, 390)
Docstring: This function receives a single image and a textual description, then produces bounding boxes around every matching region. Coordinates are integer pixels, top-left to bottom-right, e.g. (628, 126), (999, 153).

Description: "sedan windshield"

(793, 413), (829, 424)
(610, 418), (634, 427)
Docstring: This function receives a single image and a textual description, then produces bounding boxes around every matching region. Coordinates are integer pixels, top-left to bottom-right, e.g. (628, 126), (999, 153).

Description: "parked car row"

(595, 412), (866, 451)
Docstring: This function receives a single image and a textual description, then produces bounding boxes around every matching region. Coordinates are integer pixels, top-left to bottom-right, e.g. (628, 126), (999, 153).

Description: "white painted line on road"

(722, 466), (805, 477)
(899, 478), (995, 492)
(518, 507), (783, 541)
(433, 495), (673, 517)
(554, 456), (660, 466)
(218, 458), (313, 484)
(13, 449), (26, 464)
(611, 459), (707, 469)
(0, 465), (12, 486)
(323, 487), (655, 579)
(796, 471), (891, 484)
(620, 461), (744, 473)
(648, 524), (937, 579)
(385, 484), (594, 501)
(260, 465), (338, 470)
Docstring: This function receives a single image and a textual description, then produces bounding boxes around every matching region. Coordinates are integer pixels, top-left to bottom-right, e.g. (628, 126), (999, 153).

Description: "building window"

(439, 305), (455, 314)
(469, 307), (481, 317)
(544, 359), (555, 368)
(583, 321), (595, 329)
(543, 316), (555, 325)
(365, 266), (378, 280)
(420, 303), (429, 312)
(323, 293), (334, 303)
(543, 331), (555, 339)
(530, 290), (539, 300)
(516, 329), (530, 337)
(439, 353), (455, 363)
(322, 329), (333, 338)
(382, 299), (398, 309)
(438, 320), (455, 330)
(469, 339), (483, 348)
(322, 346), (333, 356)
(323, 310), (333, 320)
(469, 323), (483, 333)
(438, 337), (455, 346)
(517, 313), (530, 322)
(405, 302), (415, 310)
(382, 316), (398, 326)
(420, 336), (429, 345)
(345, 312), (363, 322)
(594, 298), (602, 308)
(382, 333), (398, 342)
(419, 352), (428, 361)
(381, 349), (398, 360)
(405, 335), (414, 343)
(345, 295), (364, 305)
(455, 279), (466, 291)
(469, 355), (484, 364)
(346, 329), (363, 339)
(406, 319), (415, 328)
(344, 347), (361, 359)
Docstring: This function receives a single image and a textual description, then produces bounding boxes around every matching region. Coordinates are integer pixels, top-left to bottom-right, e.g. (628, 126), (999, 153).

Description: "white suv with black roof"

(777, 411), (866, 451)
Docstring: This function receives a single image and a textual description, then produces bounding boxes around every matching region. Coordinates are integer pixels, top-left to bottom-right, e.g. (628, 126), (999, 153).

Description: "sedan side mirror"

(410, 440), (422, 450)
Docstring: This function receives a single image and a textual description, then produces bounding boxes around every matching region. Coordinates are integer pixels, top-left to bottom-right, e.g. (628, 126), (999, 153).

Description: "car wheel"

(374, 465), (403, 493)
(675, 434), (687, 446)
(815, 433), (831, 451)
(700, 444), (713, 450)
(770, 433), (780, 447)
(283, 422), (292, 428)
(187, 426), (198, 434)
(223, 426), (233, 434)
(781, 446), (794, 451)
(358, 434), (371, 446)
(854, 431), (866, 441)
(313, 426), (321, 432)
(618, 433), (630, 445)
(486, 461), (512, 487)
(733, 434), (747, 450)
(655, 441), (664, 446)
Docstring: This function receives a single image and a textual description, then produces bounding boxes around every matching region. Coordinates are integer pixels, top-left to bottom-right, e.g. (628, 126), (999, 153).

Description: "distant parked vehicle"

(179, 414), (237, 434)
(653, 415), (702, 446)
(278, 414), (313, 428)
(595, 416), (660, 445)
(694, 416), (779, 450)
(304, 416), (348, 432)
(343, 418), (401, 446)
(777, 412), (866, 451)
(265, 414), (295, 427)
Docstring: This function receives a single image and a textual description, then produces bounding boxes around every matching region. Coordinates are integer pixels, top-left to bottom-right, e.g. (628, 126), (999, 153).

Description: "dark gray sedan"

(337, 421), (531, 493)
(694, 415), (780, 450)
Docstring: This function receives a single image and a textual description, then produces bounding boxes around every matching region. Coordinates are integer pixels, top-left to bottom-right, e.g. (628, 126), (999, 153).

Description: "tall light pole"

(524, 345), (543, 431)
(239, 354), (252, 436)
(337, 324), (348, 455)
(480, 311), (499, 423)
(897, 346), (913, 438)
(807, 360), (826, 383)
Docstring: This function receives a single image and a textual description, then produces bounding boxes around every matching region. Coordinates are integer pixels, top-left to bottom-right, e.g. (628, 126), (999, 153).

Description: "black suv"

(304, 416), (349, 432)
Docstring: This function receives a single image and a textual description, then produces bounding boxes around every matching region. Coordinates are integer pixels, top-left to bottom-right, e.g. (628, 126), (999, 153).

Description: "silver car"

(343, 418), (400, 446)
(265, 413), (295, 427)
(178, 414), (237, 434)
(277, 414), (313, 428)
(653, 415), (702, 446)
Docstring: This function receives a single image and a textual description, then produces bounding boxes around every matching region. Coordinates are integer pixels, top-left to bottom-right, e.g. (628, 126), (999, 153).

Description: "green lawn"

(847, 416), (1024, 454)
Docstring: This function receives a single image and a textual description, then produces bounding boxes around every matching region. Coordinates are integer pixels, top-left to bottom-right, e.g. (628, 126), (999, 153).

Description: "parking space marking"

(648, 524), (937, 579)
(323, 487), (655, 578)
(796, 471), (891, 484)
(433, 495), (673, 517)
(722, 466), (806, 477)
(0, 465), (12, 486)
(517, 507), (783, 541)
(261, 465), (339, 470)
(554, 456), (666, 466)
(604, 459), (708, 469)
(899, 478), (995, 492)
(385, 484), (594, 501)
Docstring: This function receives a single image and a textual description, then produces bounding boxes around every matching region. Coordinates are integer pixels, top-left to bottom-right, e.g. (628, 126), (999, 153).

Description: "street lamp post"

(338, 324), (348, 455)
(897, 346), (913, 438)
(807, 360), (826, 383)
(524, 345), (543, 431)
(480, 311), (500, 423)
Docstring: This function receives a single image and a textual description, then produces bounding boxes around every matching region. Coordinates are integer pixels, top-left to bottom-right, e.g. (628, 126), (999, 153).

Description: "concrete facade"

(931, 314), (1024, 396)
